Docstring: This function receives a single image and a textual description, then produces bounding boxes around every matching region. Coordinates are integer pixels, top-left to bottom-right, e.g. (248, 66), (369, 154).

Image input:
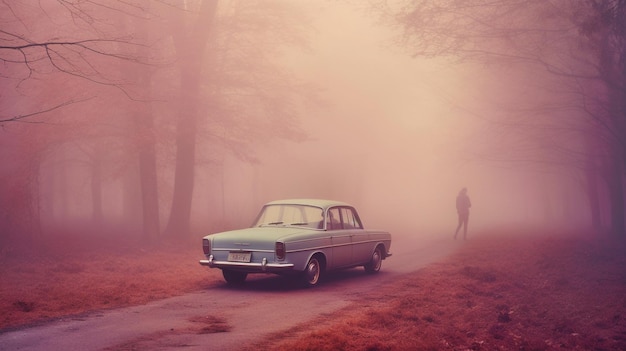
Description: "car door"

(327, 207), (353, 268)
(339, 207), (370, 265)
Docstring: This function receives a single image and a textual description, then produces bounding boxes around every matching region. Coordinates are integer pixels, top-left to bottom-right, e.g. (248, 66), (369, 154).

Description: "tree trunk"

(91, 147), (103, 226)
(608, 157), (625, 235)
(134, 111), (160, 240)
(618, 1), (626, 237)
(165, 108), (198, 238)
(584, 145), (603, 231)
(586, 165), (603, 231)
(120, 3), (161, 241)
(164, 0), (219, 239)
(598, 5), (626, 237)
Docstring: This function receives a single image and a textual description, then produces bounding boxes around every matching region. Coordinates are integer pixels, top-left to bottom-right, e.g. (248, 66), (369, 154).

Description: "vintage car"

(199, 199), (392, 286)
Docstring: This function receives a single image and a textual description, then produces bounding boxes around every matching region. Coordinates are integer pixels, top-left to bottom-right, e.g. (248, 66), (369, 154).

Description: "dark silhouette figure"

(454, 187), (471, 240)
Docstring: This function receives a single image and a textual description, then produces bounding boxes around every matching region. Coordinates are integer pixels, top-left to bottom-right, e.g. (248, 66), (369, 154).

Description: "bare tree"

(381, 0), (626, 234)
(0, 1), (153, 244)
(0, 0), (314, 245)
(161, 0), (219, 239)
(0, 2), (151, 123)
(162, 0), (312, 239)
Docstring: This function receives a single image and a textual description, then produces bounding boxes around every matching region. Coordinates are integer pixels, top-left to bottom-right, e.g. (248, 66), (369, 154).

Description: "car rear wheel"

(364, 246), (382, 273)
(302, 257), (322, 287)
(222, 269), (247, 284)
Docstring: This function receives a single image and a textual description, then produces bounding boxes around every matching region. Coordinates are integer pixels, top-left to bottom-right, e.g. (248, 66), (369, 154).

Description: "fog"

(0, 1), (601, 246)
(195, 2), (590, 238)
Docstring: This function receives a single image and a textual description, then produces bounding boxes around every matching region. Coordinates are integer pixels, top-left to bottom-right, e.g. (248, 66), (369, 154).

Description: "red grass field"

(252, 232), (626, 350)
(0, 237), (216, 330)
(2, 231), (626, 350)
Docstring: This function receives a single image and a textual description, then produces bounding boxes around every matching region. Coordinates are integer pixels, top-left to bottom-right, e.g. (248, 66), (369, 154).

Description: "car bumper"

(199, 255), (295, 273)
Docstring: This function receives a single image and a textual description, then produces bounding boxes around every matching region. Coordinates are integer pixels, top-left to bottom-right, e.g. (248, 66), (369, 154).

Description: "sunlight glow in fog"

(0, 0), (593, 244)
(213, 2), (589, 239)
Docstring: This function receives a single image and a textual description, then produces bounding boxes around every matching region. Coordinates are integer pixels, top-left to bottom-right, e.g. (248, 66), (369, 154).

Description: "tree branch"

(0, 97), (94, 125)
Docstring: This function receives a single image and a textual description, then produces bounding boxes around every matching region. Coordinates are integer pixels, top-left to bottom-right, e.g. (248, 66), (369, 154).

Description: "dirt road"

(0, 236), (461, 351)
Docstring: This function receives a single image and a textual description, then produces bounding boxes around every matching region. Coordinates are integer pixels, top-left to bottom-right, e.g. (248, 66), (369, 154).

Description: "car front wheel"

(302, 257), (322, 287)
(364, 246), (382, 273)
(222, 269), (247, 284)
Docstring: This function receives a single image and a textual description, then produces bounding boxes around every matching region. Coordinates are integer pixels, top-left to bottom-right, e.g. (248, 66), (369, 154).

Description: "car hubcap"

(372, 250), (381, 271)
(306, 259), (320, 285)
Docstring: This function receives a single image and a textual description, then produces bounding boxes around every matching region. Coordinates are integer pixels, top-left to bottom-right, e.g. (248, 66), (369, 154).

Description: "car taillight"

(275, 242), (285, 260)
(202, 239), (210, 255)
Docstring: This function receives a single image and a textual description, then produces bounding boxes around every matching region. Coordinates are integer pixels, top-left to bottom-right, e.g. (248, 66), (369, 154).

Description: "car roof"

(264, 199), (353, 210)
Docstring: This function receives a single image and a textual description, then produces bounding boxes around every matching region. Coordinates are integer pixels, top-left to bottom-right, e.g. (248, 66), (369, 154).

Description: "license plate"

(228, 252), (251, 262)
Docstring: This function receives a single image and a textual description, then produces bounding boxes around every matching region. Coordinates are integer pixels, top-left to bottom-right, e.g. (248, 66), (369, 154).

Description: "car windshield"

(253, 204), (324, 229)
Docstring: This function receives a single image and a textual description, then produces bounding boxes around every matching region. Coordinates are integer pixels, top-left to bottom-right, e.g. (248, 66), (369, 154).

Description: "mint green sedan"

(199, 199), (392, 287)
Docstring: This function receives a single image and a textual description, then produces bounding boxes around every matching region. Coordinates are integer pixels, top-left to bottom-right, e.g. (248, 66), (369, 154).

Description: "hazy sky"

(209, 2), (586, 238)
(0, 0), (595, 242)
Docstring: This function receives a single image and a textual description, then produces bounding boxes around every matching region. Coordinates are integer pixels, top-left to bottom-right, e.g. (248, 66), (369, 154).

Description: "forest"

(1, 0), (625, 248)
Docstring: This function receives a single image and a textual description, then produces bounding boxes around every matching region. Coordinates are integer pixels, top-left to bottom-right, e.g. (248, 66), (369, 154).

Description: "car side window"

(326, 207), (363, 230)
(326, 208), (341, 230)
(340, 207), (363, 229)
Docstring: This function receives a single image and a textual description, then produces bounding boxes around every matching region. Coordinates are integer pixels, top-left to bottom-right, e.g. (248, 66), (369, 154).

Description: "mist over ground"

(0, 1), (607, 248)
(208, 3), (590, 240)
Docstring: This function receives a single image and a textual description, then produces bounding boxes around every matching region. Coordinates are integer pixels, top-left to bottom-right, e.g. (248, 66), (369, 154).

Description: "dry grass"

(0, 235), (219, 331)
(250, 232), (626, 351)
(3, 231), (626, 351)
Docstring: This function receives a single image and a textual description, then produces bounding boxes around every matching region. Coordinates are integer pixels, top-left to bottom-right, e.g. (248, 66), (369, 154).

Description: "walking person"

(454, 187), (471, 240)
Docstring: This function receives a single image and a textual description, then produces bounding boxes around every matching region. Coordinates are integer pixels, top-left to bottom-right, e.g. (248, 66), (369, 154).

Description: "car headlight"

(275, 242), (285, 260)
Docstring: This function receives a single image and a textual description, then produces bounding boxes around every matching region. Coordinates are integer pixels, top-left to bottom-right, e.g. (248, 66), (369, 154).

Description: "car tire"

(364, 246), (382, 273)
(302, 256), (322, 287)
(222, 269), (247, 284)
